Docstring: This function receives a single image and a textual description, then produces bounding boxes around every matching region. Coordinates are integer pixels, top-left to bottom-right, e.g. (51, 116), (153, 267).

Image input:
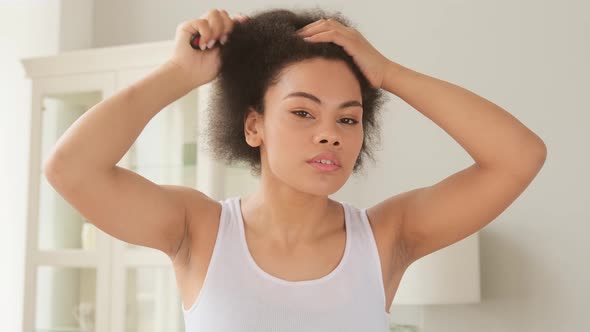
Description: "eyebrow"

(282, 91), (362, 109)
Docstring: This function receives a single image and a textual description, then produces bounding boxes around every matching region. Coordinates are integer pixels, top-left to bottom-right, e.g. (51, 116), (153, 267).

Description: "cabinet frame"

(23, 72), (116, 332)
(20, 40), (227, 332)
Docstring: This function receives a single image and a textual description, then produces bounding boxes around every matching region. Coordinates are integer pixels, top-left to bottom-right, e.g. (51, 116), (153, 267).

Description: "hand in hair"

(168, 9), (248, 88)
(296, 18), (391, 89)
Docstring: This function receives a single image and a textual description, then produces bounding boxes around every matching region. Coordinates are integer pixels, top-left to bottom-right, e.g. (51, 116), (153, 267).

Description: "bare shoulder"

(171, 188), (222, 267)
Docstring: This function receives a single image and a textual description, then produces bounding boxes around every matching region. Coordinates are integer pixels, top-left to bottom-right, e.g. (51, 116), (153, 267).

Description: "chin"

(299, 175), (347, 197)
(271, 161), (349, 195)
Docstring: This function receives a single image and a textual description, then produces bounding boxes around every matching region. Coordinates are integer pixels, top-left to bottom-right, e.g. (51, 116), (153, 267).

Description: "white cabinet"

(20, 40), (256, 332)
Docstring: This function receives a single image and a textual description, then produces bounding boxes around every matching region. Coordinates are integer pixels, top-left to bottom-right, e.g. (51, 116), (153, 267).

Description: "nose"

(315, 135), (340, 146)
(313, 124), (341, 146)
(313, 116), (344, 146)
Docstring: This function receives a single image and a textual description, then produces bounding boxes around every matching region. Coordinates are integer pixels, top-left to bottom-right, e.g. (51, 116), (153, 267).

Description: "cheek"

(356, 128), (364, 147)
(266, 122), (304, 158)
(274, 115), (311, 140)
(345, 130), (364, 162)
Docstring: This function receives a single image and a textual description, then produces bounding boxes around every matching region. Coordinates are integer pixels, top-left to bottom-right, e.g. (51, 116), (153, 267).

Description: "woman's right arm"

(43, 9), (243, 261)
(43, 61), (204, 261)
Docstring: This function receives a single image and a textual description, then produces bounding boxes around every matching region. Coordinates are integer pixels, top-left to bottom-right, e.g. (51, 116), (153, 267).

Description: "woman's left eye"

(291, 110), (358, 125)
(340, 118), (359, 125)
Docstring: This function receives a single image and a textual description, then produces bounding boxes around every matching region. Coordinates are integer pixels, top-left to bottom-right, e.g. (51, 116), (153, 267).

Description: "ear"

(244, 106), (263, 147)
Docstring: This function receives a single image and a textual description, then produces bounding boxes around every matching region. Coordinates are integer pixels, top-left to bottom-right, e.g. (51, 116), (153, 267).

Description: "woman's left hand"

(296, 19), (391, 89)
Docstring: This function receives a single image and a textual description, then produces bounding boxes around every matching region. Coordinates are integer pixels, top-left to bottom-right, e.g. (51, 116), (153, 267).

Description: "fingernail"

(200, 43), (206, 51)
(220, 34), (228, 44)
(207, 39), (216, 48)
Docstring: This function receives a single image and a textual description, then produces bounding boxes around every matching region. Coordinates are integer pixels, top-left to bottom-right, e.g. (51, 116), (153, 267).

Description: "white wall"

(2, 0), (588, 331)
(0, 0), (93, 331)
(0, 2), (60, 331)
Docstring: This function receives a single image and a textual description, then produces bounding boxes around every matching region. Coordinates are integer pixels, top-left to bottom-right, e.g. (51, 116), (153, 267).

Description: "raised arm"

(374, 62), (547, 265)
(43, 60), (200, 260)
(297, 19), (547, 266)
(43, 9), (245, 261)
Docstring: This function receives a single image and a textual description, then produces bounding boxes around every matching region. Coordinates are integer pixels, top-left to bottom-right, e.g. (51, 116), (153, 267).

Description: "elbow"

(42, 148), (66, 175)
(42, 159), (58, 179)
(42, 153), (76, 186)
(43, 161), (66, 187)
(519, 142), (548, 178)
(522, 138), (547, 166)
(42, 155), (65, 180)
(538, 142), (548, 161)
(532, 140), (547, 166)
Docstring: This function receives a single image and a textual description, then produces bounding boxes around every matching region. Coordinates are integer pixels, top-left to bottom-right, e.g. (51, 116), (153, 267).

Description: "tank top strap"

(340, 201), (388, 309)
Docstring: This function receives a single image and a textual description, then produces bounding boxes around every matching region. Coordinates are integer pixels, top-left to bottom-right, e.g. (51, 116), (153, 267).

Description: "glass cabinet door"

(125, 267), (184, 332)
(35, 266), (97, 331)
(38, 91), (104, 251)
(24, 72), (115, 332)
(25, 59), (235, 332)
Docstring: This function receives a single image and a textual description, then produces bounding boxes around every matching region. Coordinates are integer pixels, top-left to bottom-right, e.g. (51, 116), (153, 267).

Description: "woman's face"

(244, 57), (364, 196)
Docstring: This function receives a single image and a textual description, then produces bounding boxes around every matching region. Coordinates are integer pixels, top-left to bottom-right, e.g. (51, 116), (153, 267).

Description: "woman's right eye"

(292, 110), (311, 118)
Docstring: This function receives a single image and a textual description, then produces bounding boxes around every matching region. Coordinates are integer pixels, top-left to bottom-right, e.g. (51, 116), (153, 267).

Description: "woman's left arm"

(382, 61), (547, 172)
(297, 19), (547, 264)
(377, 62), (547, 263)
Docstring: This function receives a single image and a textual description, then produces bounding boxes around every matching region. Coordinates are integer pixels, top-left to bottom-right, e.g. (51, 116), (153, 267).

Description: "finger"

(219, 9), (233, 31)
(299, 22), (352, 39)
(190, 19), (212, 50)
(303, 30), (346, 47)
(206, 10), (225, 48)
(234, 14), (249, 23)
(236, 13), (250, 21)
(218, 10), (233, 44)
(296, 18), (329, 33)
(296, 19), (324, 33)
(297, 23), (331, 38)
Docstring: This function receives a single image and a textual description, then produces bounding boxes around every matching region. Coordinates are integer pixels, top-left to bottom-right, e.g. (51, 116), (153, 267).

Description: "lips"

(307, 151), (341, 167)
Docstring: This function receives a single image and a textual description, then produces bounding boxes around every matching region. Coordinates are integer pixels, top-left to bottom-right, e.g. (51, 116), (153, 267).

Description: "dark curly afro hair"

(201, 7), (389, 177)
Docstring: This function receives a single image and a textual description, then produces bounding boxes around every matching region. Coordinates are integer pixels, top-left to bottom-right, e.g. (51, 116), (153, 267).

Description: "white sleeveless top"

(182, 196), (391, 331)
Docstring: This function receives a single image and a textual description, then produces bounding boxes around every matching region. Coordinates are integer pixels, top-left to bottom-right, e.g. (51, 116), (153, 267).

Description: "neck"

(241, 189), (339, 248)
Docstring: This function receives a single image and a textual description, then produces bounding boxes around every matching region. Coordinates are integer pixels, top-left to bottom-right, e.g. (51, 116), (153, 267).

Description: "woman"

(43, 7), (547, 332)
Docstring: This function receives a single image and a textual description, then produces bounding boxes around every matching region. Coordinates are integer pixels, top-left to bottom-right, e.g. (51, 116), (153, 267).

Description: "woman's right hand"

(168, 9), (248, 88)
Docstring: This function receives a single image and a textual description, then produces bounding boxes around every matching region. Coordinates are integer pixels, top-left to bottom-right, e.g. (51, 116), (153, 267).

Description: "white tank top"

(182, 196), (391, 331)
